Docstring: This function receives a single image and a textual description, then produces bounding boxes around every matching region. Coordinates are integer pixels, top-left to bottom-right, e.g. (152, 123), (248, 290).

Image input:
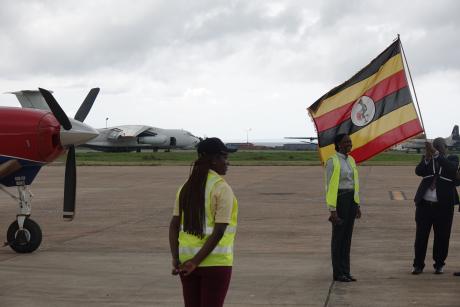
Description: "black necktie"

(430, 160), (439, 190)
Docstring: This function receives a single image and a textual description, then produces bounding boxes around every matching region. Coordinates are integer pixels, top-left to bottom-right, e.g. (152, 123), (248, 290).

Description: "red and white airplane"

(0, 88), (99, 253)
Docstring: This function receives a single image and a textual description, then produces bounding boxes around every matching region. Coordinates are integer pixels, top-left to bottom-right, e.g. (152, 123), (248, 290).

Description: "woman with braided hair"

(169, 137), (238, 307)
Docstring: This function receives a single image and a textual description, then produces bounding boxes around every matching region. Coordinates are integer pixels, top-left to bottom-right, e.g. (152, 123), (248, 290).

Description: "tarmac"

(1, 165), (460, 306)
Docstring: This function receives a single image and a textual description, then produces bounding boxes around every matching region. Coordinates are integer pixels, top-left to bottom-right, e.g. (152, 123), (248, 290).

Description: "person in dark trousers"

(412, 138), (459, 275)
(325, 134), (362, 282)
(169, 137), (238, 307)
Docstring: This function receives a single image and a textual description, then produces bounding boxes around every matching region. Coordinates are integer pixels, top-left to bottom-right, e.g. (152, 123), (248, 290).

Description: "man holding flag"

(412, 139), (459, 275)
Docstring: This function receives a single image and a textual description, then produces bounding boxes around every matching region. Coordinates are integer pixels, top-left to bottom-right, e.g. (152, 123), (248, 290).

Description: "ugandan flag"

(308, 38), (423, 163)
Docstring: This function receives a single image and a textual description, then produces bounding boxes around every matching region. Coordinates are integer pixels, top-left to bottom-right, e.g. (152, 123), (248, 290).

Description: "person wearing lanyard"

(169, 137), (238, 307)
(412, 138), (459, 275)
(325, 134), (362, 282)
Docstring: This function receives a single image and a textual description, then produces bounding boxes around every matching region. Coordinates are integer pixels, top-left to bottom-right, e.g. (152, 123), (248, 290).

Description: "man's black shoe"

(412, 267), (423, 275)
(434, 266), (444, 274)
(453, 271), (460, 276)
(345, 274), (357, 281)
(334, 275), (351, 282)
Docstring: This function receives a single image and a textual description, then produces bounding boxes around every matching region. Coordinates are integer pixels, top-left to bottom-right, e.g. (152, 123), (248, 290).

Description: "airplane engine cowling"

(0, 107), (64, 163)
(137, 135), (168, 145)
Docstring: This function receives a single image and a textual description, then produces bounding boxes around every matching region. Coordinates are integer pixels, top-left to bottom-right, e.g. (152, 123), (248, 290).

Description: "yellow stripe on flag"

(312, 54), (404, 118)
(319, 103), (418, 162)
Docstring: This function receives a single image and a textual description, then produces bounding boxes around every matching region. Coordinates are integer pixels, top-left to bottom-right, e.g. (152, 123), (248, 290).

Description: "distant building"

(225, 142), (317, 151)
(225, 143), (269, 150)
(281, 143), (317, 151)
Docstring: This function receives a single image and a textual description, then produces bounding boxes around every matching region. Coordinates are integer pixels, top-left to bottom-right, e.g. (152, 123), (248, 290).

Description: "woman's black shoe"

(345, 274), (357, 281)
(412, 267), (423, 275)
(434, 266), (444, 274)
(334, 275), (352, 282)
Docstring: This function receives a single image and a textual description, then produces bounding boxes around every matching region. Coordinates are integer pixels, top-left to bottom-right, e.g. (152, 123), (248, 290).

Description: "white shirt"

(423, 151), (440, 202)
(325, 152), (354, 190)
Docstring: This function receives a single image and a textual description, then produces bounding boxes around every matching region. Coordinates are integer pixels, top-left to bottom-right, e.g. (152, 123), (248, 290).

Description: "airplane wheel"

(7, 218), (42, 253)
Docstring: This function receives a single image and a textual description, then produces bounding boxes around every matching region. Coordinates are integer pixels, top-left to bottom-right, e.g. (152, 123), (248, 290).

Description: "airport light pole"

(246, 128), (252, 144)
(105, 117), (109, 128)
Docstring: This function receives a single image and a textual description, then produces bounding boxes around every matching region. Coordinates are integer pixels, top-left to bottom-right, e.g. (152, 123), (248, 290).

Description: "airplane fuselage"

(81, 125), (200, 152)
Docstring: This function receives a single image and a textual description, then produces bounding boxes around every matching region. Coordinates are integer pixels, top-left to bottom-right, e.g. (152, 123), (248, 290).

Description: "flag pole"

(398, 34), (427, 140)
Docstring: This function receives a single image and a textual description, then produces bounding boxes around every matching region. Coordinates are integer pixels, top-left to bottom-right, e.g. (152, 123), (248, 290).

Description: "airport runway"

(1, 165), (460, 306)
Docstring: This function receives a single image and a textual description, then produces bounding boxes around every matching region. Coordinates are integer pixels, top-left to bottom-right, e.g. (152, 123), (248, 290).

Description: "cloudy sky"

(1, 0), (459, 142)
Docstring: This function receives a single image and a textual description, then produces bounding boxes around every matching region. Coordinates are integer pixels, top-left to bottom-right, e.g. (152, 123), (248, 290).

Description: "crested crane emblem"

(351, 96), (375, 127)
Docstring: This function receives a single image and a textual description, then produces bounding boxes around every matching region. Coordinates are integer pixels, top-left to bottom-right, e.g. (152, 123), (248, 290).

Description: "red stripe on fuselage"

(314, 69), (407, 132)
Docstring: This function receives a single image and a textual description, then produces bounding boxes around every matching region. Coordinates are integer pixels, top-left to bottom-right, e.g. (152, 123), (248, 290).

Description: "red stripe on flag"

(314, 70), (408, 132)
(349, 119), (423, 163)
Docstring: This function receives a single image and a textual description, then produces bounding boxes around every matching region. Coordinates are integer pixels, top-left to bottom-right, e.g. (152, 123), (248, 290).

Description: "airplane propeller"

(38, 88), (98, 221)
(74, 88), (100, 122)
(63, 145), (76, 220)
(38, 88), (72, 130)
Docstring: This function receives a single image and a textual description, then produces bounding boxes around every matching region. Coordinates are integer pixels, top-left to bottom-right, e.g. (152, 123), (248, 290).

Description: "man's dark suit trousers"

(413, 200), (454, 269)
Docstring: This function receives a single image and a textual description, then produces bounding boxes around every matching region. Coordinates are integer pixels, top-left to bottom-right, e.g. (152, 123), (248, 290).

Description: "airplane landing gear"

(7, 218), (42, 253)
(0, 184), (43, 253)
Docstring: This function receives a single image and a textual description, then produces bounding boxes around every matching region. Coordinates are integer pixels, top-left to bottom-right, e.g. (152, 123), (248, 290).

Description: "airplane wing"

(284, 136), (318, 144)
(105, 125), (153, 140)
(8, 90), (51, 111)
(284, 137), (318, 140)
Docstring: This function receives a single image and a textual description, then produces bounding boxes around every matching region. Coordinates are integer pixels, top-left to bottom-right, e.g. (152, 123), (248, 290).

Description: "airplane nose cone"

(60, 119), (99, 146)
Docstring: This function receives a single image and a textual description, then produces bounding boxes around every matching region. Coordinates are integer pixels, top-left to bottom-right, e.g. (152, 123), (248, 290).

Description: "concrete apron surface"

(1, 166), (460, 306)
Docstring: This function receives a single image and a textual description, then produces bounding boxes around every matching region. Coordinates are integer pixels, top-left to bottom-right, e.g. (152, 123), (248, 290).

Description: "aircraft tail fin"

(452, 125), (460, 140)
(8, 90), (51, 111)
(8, 88), (100, 123)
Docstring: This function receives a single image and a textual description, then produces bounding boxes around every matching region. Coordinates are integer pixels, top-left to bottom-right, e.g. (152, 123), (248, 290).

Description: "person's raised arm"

(415, 142), (434, 177)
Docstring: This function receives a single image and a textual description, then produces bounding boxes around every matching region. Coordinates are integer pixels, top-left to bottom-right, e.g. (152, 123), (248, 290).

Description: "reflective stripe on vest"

(180, 225), (237, 235)
(179, 170), (238, 267)
(179, 245), (234, 255)
(325, 153), (360, 208)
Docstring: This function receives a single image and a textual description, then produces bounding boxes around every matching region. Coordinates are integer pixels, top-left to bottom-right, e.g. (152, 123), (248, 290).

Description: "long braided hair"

(179, 154), (214, 238)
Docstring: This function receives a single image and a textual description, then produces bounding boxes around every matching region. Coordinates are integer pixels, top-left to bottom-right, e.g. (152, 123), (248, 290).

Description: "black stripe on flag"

(310, 39), (401, 113)
(318, 86), (413, 147)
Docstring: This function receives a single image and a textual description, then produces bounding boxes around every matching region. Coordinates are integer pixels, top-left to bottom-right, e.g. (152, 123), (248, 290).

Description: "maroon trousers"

(180, 266), (232, 307)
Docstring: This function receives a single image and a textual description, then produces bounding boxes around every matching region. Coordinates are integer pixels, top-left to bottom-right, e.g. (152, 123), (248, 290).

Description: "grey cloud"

(1, 0), (460, 85)
(0, 1), (307, 78)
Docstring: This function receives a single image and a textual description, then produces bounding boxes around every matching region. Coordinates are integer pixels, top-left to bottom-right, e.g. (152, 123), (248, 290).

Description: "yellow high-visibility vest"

(178, 171), (238, 266)
(325, 153), (360, 208)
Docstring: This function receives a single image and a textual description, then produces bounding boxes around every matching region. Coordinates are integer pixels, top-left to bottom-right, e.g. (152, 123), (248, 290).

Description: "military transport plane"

(396, 125), (460, 153)
(81, 125), (200, 152)
(0, 88), (99, 253)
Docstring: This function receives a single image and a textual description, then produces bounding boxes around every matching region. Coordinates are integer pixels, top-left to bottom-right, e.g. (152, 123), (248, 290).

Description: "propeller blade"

(38, 88), (72, 130)
(63, 145), (76, 221)
(74, 88), (100, 122)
